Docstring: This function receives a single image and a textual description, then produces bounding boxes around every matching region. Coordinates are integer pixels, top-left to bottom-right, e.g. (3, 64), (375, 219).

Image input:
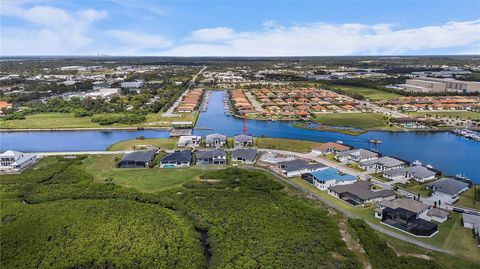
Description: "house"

(383, 165), (436, 182)
(424, 208), (449, 223)
(425, 178), (470, 200)
(0, 150), (37, 172)
(0, 101), (13, 112)
(233, 134), (254, 148)
(195, 149), (227, 165)
(277, 159), (325, 177)
(117, 150), (156, 168)
(205, 133), (227, 147)
(358, 156), (406, 172)
(177, 136), (202, 148)
(312, 142), (351, 155)
(336, 149), (378, 163)
(231, 149), (257, 164)
(376, 198), (437, 237)
(160, 150), (192, 168)
(328, 181), (395, 205)
(302, 167), (356, 190)
(462, 213), (480, 246)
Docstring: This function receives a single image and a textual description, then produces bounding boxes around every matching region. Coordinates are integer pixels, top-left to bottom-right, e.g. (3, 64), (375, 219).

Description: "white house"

(358, 156), (406, 172)
(0, 150), (37, 172)
(177, 136), (202, 148)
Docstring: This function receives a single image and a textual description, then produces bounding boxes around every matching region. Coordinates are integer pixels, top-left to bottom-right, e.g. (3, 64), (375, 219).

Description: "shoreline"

(0, 126), (172, 132)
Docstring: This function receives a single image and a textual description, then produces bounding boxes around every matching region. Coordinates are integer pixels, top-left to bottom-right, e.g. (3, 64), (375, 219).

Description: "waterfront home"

(302, 168), (357, 190)
(424, 208), (449, 223)
(195, 149), (227, 165)
(117, 150), (155, 168)
(312, 142), (351, 155)
(425, 178), (469, 201)
(277, 159), (325, 177)
(231, 148), (258, 164)
(233, 134), (254, 148)
(383, 165), (436, 182)
(0, 150), (37, 172)
(205, 133), (227, 147)
(160, 150), (192, 168)
(177, 136), (202, 148)
(328, 181), (395, 206)
(336, 149), (378, 163)
(462, 213), (480, 246)
(358, 156), (406, 172)
(375, 198), (437, 237)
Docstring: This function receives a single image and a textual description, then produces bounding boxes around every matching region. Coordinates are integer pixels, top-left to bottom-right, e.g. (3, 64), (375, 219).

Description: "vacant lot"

(0, 112), (194, 129)
(256, 137), (321, 153)
(313, 112), (390, 129)
(330, 85), (400, 101)
(455, 186), (480, 210)
(108, 138), (178, 151)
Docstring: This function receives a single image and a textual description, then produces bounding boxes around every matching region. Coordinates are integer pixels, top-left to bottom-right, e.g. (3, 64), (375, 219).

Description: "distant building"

(231, 149), (258, 164)
(0, 101), (13, 111)
(205, 133), (227, 147)
(195, 149), (227, 165)
(117, 150), (156, 168)
(233, 134), (254, 148)
(0, 150), (37, 172)
(398, 77), (480, 93)
(160, 150), (192, 168)
(302, 167), (356, 190)
(121, 81), (144, 88)
(85, 88), (120, 99)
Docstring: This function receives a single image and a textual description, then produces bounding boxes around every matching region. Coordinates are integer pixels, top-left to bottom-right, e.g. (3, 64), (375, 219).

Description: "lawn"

(396, 182), (432, 197)
(455, 186), (480, 210)
(255, 137), (321, 153)
(408, 111), (480, 121)
(330, 85), (401, 101)
(0, 112), (194, 129)
(107, 138), (178, 151)
(313, 112), (391, 130)
(83, 155), (204, 192)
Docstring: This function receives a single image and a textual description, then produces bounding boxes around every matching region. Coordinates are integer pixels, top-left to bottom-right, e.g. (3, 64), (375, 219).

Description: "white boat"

(336, 140), (343, 144)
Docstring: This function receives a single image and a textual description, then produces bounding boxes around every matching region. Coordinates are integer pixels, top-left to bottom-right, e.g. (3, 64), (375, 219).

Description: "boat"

(336, 140), (343, 144)
(412, 160), (422, 166)
(456, 173), (470, 181)
(368, 139), (382, 144)
(426, 164), (434, 169)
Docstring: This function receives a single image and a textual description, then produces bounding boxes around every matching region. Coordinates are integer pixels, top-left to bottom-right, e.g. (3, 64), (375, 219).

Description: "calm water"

(194, 91), (480, 183)
(1, 90), (479, 183)
(0, 130), (169, 152)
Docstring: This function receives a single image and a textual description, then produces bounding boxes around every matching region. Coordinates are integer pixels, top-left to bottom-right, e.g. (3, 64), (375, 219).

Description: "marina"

(451, 128), (480, 141)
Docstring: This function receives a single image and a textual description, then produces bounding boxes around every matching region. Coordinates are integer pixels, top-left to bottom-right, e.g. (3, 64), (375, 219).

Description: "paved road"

(244, 91), (263, 112)
(162, 66), (207, 117)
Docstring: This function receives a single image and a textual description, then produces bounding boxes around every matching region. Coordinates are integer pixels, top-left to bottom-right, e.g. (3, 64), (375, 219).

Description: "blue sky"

(1, 0), (479, 56)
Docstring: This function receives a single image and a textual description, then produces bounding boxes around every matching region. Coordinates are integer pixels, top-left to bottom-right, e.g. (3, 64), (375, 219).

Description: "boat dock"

(451, 129), (480, 141)
(198, 90), (210, 112)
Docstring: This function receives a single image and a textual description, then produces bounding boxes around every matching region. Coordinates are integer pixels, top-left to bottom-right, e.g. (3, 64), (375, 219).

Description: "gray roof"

(121, 150), (155, 163)
(329, 181), (395, 200)
(349, 149), (378, 159)
(277, 159), (325, 172)
(161, 150), (192, 163)
(359, 156), (405, 168)
(384, 165), (435, 178)
(195, 149), (226, 159)
(233, 134), (253, 143)
(232, 148), (257, 161)
(205, 133), (226, 144)
(425, 178), (469, 195)
(462, 213), (480, 228)
(380, 198), (429, 214)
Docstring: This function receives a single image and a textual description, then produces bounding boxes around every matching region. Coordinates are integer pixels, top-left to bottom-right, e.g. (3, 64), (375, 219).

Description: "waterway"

(0, 90), (478, 183)
(194, 91), (480, 183)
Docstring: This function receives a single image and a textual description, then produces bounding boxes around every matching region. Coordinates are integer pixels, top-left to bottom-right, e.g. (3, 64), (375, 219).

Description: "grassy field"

(455, 186), (480, 210)
(83, 155), (204, 192)
(408, 111), (480, 121)
(312, 112), (391, 130)
(0, 112), (194, 129)
(107, 138), (178, 151)
(330, 85), (401, 101)
(255, 137), (321, 153)
(395, 182), (432, 197)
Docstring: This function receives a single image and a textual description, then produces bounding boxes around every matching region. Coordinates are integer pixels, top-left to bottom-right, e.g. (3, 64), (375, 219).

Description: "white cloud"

(163, 20), (480, 56)
(106, 30), (173, 51)
(1, 3), (107, 55)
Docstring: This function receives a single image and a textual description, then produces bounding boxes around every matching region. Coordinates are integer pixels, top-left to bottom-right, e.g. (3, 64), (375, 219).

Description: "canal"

(0, 90), (478, 183)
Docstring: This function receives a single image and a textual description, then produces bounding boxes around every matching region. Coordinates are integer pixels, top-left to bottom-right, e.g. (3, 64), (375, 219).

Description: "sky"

(1, 0), (479, 56)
